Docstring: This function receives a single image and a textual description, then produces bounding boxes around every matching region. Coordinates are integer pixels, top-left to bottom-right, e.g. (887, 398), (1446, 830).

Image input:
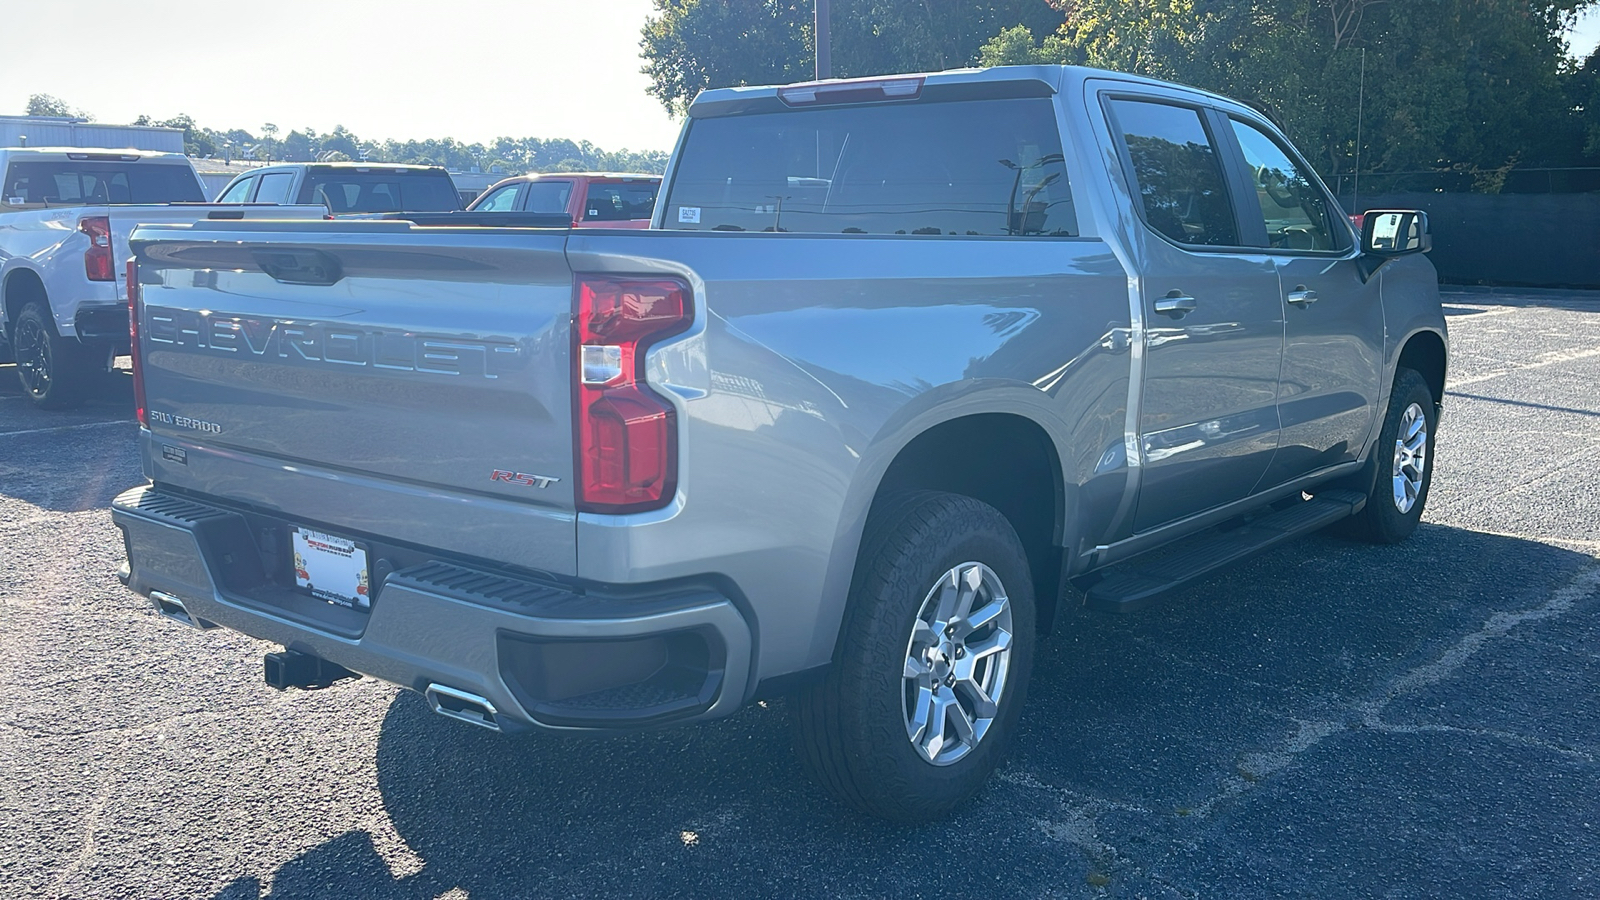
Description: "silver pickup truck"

(112, 65), (1445, 821)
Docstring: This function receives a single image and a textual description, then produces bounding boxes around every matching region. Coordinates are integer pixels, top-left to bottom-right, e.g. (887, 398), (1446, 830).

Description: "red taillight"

(573, 276), (690, 513)
(127, 258), (147, 427)
(80, 216), (113, 281)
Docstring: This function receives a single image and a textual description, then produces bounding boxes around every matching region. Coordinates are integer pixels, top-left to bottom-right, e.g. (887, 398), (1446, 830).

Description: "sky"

(1573, 5), (1600, 59)
(3, 0), (1598, 156)
(0, 0), (686, 152)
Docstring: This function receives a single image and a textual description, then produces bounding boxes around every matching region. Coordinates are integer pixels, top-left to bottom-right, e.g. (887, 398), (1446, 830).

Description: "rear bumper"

(111, 484), (753, 732)
(73, 303), (131, 350)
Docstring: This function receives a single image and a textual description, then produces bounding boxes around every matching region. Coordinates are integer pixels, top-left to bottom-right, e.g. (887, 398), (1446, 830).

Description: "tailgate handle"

(253, 248), (343, 286)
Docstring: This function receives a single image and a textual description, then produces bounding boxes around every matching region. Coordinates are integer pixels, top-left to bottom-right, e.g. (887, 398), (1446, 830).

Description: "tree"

(642, 0), (813, 115)
(639, 0), (1062, 114)
(133, 113), (218, 157)
(25, 94), (91, 120)
(1577, 50), (1600, 158)
(980, 0), (1600, 183)
(321, 125), (360, 160)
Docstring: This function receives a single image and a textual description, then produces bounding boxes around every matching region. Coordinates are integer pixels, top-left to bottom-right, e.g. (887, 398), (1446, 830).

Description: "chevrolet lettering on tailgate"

(144, 307), (523, 378)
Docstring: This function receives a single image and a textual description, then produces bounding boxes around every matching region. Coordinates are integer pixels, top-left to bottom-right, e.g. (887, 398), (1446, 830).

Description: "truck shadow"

(214, 523), (1597, 899)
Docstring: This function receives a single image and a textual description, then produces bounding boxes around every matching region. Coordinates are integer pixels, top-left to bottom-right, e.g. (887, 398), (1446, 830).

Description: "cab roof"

(0, 147), (192, 162)
(687, 65), (1232, 119)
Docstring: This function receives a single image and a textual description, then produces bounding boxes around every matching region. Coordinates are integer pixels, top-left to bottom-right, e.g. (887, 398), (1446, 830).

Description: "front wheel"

(792, 491), (1036, 821)
(1341, 367), (1437, 544)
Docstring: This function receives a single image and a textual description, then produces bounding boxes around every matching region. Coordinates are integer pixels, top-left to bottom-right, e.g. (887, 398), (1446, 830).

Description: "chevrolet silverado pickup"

(112, 66), (1445, 821)
(0, 147), (327, 407)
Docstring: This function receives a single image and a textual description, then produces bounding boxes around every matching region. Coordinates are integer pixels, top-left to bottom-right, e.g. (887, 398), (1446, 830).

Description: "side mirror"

(1361, 209), (1431, 256)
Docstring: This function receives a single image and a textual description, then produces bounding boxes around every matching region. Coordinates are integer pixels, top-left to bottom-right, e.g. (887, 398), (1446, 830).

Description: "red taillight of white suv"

(126, 258), (147, 426)
(80, 216), (114, 281)
(572, 276), (691, 513)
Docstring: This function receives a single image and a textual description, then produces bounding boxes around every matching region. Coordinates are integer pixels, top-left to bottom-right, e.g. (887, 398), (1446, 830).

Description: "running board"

(1082, 489), (1367, 613)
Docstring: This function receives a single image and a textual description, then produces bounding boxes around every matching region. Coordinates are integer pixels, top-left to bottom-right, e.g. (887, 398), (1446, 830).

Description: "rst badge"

(491, 470), (560, 489)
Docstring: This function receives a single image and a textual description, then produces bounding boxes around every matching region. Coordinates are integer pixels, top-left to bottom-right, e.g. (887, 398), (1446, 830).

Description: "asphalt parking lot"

(2, 289), (1598, 899)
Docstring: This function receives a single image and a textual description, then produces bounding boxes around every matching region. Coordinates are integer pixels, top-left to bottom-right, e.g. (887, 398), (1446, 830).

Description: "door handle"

(1154, 292), (1197, 317)
(1287, 287), (1319, 307)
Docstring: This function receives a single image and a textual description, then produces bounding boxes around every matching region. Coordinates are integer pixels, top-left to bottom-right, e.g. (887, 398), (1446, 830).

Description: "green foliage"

(639, 0), (1062, 114)
(110, 116), (670, 175)
(1575, 51), (1600, 157)
(16, 97), (663, 175)
(24, 94), (91, 119)
(980, 0), (1600, 182)
(642, 0), (814, 116)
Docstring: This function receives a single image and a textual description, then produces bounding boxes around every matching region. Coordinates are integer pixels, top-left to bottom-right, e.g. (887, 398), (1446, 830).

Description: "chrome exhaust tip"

(150, 590), (215, 629)
(424, 683), (501, 732)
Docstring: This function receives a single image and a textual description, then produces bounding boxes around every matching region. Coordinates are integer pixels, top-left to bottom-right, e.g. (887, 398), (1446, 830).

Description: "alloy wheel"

(1391, 402), (1428, 514)
(901, 561), (1014, 766)
(14, 315), (50, 399)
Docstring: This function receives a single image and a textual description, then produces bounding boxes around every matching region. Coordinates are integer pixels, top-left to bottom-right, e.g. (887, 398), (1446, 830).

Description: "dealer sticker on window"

(291, 528), (370, 610)
(677, 206), (701, 224)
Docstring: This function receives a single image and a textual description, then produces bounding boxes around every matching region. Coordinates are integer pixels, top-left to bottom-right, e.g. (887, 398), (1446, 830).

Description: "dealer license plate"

(291, 528), (371, 610)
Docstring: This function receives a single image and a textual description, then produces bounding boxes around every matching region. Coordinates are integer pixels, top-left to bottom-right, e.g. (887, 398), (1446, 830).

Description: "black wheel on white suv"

(792, 491), (1036, 821)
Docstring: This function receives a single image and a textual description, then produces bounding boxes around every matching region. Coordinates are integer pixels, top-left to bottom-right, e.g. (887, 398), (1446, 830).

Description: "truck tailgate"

(130, 220), (579, 575)
(108, 204), (328, 300)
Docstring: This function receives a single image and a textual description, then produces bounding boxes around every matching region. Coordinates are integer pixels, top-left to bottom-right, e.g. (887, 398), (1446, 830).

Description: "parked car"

(467, 172), (658, 228)
(113, 65), (1444, 821)
(0, 147), (326, 407)
(214, 162), (462, 216)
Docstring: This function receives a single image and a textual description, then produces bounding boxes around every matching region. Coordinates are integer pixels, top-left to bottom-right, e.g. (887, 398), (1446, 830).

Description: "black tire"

(11, 301), (97, 410)
(792, 491), (1036, 821)
(1341, 368), (1437, 544)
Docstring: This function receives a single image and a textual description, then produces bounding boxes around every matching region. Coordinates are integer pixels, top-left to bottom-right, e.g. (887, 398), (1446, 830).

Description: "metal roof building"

(0, 116), (185, 153)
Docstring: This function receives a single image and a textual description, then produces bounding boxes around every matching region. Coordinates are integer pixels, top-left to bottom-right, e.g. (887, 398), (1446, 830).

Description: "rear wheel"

(1341, 367), (1437, 543)
(12, 301), (97, 410)
(792, 491), (1036, 821)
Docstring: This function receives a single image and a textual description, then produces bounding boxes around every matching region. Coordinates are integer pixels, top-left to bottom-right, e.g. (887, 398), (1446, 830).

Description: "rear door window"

(522, 181), (573, 215)
(581, 181), (659, 221)
(1228, 118), (1348, 252)
(1106, 99), (1238, 247)
(253, 171), (296, 205)
(663, 97), (1076, 236)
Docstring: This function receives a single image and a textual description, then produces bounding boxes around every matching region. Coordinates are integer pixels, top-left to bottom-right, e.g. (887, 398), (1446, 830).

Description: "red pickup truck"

(466, 172), (659, 228)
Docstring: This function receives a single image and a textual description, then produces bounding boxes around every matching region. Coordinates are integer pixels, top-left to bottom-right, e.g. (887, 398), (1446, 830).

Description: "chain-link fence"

(1328, 167), (1600, 208)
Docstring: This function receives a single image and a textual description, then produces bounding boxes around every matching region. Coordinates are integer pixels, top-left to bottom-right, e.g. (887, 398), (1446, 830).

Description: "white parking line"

(0, 419), (135, 437)
(1449, 346), (1600, 389)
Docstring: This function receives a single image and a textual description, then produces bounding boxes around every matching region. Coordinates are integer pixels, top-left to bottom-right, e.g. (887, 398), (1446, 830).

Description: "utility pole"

(816, 0), (831, 80)
(1353, 47), (1365, 212)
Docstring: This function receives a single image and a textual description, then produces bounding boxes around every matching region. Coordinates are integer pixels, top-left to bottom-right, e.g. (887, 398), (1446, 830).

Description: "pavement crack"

(1192, 557), (1600, 817)
(48, 780), (113, 894)
(1363, 720), (1595, 761)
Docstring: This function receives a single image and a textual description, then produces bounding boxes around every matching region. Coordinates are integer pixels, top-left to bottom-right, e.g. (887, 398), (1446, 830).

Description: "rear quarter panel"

(566, 229), (1130, 680)
(0, 207), (116, 335)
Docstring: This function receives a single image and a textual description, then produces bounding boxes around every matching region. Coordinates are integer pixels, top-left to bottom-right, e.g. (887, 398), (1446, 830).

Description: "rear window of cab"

(663, 97), (1076, 237)
(3, 161), (203, 205)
